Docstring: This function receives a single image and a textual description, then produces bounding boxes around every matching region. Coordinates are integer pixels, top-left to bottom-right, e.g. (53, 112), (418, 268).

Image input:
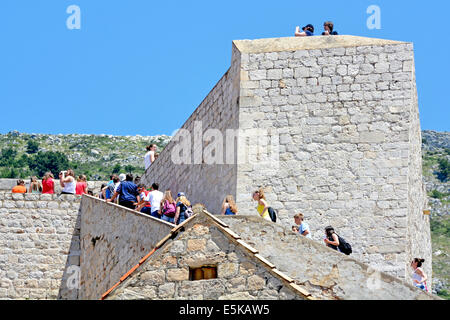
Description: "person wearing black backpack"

(324, 226), (352, 255)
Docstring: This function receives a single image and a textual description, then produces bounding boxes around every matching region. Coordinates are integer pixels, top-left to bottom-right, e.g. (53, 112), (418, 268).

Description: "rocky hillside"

(421, 130), (450, 298)
(0, 131), (171, 180)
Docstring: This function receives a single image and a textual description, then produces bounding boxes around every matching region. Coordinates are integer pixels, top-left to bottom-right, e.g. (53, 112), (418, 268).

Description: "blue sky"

(0, 0), (448, 136)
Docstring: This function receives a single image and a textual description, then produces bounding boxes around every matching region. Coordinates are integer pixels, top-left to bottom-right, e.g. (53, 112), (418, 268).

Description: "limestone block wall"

(107, 214), (304, 300)
(79, 195), (174, 300)
(0, 191), (81, 299)
(141, 45), (241, 215)
(233, 37), (428, 281)
(221, 216), (437, 300)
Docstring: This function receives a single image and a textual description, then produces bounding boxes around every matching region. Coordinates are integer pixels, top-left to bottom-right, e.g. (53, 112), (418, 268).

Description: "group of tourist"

(10, 170), (91, 196)
(295, 21), (338, 37)
(102, 173), (193, 225)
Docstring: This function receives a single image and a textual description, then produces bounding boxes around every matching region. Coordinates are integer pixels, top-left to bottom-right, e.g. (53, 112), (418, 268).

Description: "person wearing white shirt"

(144, 144), (157, 170)
(147, 182), (164, 219)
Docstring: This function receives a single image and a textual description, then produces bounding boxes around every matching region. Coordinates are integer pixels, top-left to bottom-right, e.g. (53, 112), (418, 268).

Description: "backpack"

(337, 235), (352, 255)
(162, 200), (176, 218)
(184, 205), (194, 218)
(268, 207), (277, 223)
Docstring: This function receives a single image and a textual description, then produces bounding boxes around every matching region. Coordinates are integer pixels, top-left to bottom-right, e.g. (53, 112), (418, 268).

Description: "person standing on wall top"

(148, 182), (164, 219)
(295, 24), (314, 37)
(322, 21), (338, 35)
(12, 180), (27, 193)
(294, 213), (311, 238)
(76, 175), (88, 195)
(107, 173), (138, 209)
(42, 172), (55, 194)
(59, 169), (76, 195)
(324, 226), (339, 251)
(29, 176), (42, 194)
(221, 195), (238, 215)
(144, 144), (157, 170)
(411, 258), (428, 292)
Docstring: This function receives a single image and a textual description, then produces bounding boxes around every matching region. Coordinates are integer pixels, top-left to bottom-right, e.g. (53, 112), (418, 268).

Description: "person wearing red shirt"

(75, 175), (88, 195)
(42, 172), (55, 194)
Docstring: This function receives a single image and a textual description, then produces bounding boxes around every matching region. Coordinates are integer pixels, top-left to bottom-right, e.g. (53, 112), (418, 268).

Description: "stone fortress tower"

(142, 35), (432, 285)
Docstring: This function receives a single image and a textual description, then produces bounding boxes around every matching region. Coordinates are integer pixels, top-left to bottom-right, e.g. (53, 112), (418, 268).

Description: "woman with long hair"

(221, 195), (238, 215)
(42, 172), (55, 194)
(174, 192), (191, 225)
(160, 190), (177, 223)
(76, 175), (88, 195)
(29, 176), (42, 194)
(252, 188), (272, 222)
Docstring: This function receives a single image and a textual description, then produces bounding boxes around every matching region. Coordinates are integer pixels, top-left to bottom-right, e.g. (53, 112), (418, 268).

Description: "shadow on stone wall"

(58, 201), (82, 300)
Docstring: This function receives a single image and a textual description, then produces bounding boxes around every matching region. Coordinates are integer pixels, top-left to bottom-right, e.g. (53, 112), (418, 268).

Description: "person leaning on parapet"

(42, 172), (55, 194)
(221, 195), (238, 216)
(144, 144), (157, 170)
(295, 24), (314, 37)
(12, 180), (27, 193)
(29, 176), (42, 194)
(411, 258), (429, 292)
(59, 169), (76, 195)
(322, 21), (338, 35)
(294, 213), (311, 238)
(75, 175), (88, 195)
(107, 173), (138, 209)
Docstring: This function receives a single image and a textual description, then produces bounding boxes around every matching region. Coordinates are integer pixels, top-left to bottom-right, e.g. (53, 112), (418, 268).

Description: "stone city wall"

(79, 195), (175, 300)
(0, 191), (81, 299)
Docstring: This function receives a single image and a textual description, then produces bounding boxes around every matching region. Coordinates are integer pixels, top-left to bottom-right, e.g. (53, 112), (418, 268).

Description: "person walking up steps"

(252, 188), (276, 222)
(411, 258), (428, 292)
(221, 195), (238, 215)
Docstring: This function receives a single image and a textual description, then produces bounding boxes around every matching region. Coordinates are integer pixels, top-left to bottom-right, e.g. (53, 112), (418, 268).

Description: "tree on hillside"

(26, 140), (39, 154)
(28, 151), (69, 178)
(112, 163), (121, 174)
(437, 158), (449, 182)
(0, 147), (18, 167)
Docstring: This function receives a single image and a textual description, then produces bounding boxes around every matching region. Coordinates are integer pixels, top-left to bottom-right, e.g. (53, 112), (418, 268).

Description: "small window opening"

(189, 266), (217, 281)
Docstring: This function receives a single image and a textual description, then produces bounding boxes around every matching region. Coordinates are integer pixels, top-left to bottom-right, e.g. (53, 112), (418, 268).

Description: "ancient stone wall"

(79, 195), (174, 300)
(0, 191), (81, 299)
(141, 45), (241, 215)
(0, 178), (106, 195)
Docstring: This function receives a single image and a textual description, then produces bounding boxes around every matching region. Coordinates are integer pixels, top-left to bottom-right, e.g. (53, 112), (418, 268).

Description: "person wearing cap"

(174, 192), (191, 225)
(322, 21), (338, 36)
(295, 24), (314, 37)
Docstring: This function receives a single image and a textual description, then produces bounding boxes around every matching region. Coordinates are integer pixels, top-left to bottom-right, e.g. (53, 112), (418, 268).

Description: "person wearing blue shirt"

(295, 24), (314, 37)
(294, 213), (311, 238)
(107, 173), (138, 209)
